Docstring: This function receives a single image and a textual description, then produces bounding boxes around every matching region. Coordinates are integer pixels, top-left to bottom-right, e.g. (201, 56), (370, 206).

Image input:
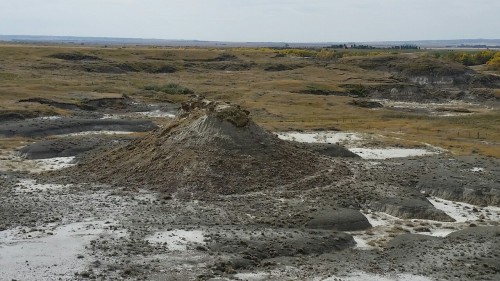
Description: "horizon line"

(1, 34), (500, 45)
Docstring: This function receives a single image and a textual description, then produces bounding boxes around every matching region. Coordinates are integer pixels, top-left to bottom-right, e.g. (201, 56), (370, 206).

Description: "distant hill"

(0, 35), (499, 49)
(365, 39), (500, 49)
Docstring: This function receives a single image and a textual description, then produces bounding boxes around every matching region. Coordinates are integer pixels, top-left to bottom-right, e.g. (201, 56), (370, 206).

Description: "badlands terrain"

(0, 44), (499, 280)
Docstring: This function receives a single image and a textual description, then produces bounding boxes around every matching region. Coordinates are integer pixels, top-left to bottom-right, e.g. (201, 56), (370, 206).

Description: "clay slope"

(70, 98), (351, 195)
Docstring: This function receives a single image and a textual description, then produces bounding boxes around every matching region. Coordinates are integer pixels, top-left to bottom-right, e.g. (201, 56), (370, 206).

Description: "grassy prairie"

(0, 43), (499, 157)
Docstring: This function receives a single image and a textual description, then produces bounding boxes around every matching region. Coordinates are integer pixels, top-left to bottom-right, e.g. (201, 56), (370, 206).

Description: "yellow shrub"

(486, 53), (500, 71)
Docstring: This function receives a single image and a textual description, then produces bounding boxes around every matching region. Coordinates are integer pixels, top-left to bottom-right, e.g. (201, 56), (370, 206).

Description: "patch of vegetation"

(344, 54), (468, 76)
(0, 72), (18, 80)
(277, 49), (317, 58)
(82, 64), (127, 74)
(116, 62), (177, 73)
(299, 85), (341, 96)
(343, 84), (369, 97)
(183, 52), (238, 62)
(403, 57), (467, 76)
(276, 48), (385, 60)
(215, 106), (250, 127)
(212, 53), (238, 61)
(433, 50), (499, 67)
(143, 83), (194, 95)
(379, 111), (434, 120)
(340, 54), (400, 69)
(82, 62), (177, 74)
(349, 99), (383, 108)
(49, 52), (101, 61)
(486, 52), (500, 71)
(190, 62), (254, 71)
(264, 63), (304, 72)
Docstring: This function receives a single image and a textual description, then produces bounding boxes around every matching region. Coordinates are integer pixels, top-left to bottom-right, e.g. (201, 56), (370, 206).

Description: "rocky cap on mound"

(67, 97), (351, 195)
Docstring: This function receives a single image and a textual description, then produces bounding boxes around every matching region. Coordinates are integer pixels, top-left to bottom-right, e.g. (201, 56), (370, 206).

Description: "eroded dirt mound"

(68, 97), (351, 195)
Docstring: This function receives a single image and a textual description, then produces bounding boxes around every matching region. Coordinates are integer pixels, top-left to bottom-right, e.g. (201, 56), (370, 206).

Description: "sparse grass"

(0, 137), (30, 150)
(143, 83), (194, 95)
(0, 43), (498, 157)
(48, 52), (101, 61)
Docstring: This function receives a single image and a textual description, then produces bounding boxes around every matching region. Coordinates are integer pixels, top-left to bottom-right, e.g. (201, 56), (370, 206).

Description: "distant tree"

(350, 44), (376, 49)
(391, 45), (418, 50)
(328, 44), (345, 49)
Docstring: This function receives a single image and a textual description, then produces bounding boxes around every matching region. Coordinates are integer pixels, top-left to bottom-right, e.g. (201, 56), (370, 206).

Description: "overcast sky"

(1, 0), (499, 42)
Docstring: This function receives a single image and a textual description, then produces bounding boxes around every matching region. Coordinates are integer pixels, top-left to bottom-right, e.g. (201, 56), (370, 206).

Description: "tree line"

(434, 50), (500, 69)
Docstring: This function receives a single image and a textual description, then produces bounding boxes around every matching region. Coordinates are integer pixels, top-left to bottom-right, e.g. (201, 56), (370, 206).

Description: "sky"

(1, 0), (499, 42)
